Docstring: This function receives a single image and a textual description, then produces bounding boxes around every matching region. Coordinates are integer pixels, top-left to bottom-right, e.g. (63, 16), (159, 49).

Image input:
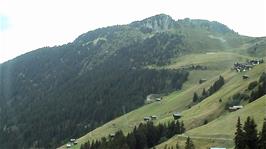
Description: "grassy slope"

(156, 95), (266, 149)
(156, 63), (266, 149)
(58, 52), (254, 149)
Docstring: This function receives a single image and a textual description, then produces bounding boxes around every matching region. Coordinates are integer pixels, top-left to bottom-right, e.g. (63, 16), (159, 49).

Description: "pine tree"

(175, 120), (180, 134)
(185, 137), (195, 149)
(180, 121), (186, 133)
(258, 118), (266, 149)
(219, 75), (225, 85)
(175, 140), (180, 149)
(164, 144), (168, 149)
(201, 88), (208, 99)
(193, 92), (199, 102)
(234, 117), (245, 149)
(243, 116), (258, 149)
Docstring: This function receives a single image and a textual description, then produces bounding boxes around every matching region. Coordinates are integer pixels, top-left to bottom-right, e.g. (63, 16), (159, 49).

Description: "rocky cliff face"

(130, 14), (177, 32)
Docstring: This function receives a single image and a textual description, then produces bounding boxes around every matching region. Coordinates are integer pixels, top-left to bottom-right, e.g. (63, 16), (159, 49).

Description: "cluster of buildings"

(233, 59), (264, 72)
(143, 115), (158, 121)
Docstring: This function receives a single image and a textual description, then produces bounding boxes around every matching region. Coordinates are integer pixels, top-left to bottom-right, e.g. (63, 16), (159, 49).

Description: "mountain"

(0, 14), (263, 149)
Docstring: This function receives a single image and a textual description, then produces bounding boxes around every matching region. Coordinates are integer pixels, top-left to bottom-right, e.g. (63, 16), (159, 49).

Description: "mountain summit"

(130, 14), (177, 32)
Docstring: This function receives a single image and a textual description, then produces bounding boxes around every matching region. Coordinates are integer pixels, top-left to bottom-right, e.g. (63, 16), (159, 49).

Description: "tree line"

(250, 72), (266, 102)
(80, 120), (185, 149)
(193, 76), (225, 103)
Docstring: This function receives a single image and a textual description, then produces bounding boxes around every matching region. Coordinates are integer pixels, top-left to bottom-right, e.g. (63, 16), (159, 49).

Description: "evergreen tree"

(135, 128), (147, 149)
(202, 88), (208, 98)
(126, 133), (136, 149)
(193, 92), (199, 102)
(180, 121), (186, 133)
(185, 137), (195, 149)
(234, 117), (245, 149)
(243, 117), (258, 149)
(175, 120), (180, 134)
(208, 76), (224, 94)
(258, 118), (266, 149)
(175, 140), (180, 149)
(164, 144), (168, 149)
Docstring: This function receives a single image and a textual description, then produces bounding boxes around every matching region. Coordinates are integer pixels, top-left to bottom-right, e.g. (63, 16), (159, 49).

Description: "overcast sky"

(0, 0), (266, 63)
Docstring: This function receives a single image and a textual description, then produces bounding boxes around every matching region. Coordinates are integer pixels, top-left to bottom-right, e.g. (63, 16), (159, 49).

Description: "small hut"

(144, 116), (151, 121)
(173, 112), (182, 120)
(66, 143), (72, 148)
(242, 75), (249, 80)
(156, 97), (162, 101)
(199, 78), (207, 84)
(151, 115), (157, 120)
(109, 133), (115, 138)
(229, 105), (243, 112)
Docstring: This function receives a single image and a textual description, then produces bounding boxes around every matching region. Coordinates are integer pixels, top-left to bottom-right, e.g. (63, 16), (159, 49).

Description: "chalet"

(173, 112), (182, 120)
(144, 116), (151, 121)
(242, 75), (249, 80)
(66, 143), (72, 148)
(156, 97), (162, 101)
(109, 133), (115, 138)
(74, 141), (78, 145)
(146, 94), (162, 103)
(229, 105), (243, 112)
(199, 78), (207, 84)
(70, 139), (76, 142)
(151, 115), (157, 120)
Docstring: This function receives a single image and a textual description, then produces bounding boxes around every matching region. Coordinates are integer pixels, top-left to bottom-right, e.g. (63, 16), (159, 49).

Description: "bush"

(248, 81), (258, 90)
(259, 72), (266, 83)
(204, 119), (208, 125)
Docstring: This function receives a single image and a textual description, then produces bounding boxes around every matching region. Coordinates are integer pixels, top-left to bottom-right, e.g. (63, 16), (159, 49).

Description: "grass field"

(58, 52), (266, 149)
(156, 95), (266, 149)
(156, 63), (266, 149)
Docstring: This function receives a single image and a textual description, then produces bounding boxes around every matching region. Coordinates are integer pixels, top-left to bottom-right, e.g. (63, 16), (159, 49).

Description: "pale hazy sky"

(0, 0), (266, 63)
